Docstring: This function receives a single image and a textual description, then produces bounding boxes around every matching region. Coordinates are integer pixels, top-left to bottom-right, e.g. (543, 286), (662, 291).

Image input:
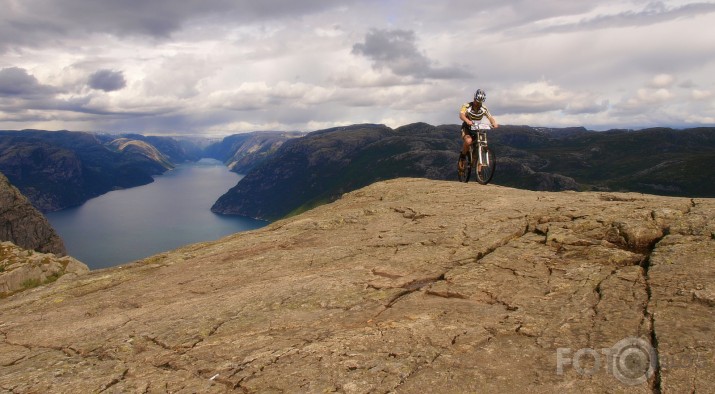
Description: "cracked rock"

(0, 178), (713, 392)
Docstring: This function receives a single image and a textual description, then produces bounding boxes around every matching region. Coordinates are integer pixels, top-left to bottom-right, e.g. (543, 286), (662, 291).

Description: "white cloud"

(207, 81), (338, 113)
(613, 80), (677, 117)
(494, 80), (608, 116)
(649, 73), (676, 88)
(691, 89), (713, 100)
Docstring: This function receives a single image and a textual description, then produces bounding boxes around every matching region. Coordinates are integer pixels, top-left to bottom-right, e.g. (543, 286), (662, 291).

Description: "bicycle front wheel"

(476, 147), (496, 185)
(458, 150), (473, 183)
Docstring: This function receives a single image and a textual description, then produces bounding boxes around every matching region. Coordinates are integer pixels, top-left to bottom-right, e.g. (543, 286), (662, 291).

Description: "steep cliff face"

(0, 173), (86, 297)
(1, 178), (713, 392)
(0, 172), (66, 255)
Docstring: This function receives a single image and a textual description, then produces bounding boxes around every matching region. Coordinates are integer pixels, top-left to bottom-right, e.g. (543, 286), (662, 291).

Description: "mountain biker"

(458, 89), (499, 174)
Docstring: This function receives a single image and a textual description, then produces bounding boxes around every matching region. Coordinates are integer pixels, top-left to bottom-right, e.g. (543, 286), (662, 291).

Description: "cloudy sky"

(1, 0), (714, 135)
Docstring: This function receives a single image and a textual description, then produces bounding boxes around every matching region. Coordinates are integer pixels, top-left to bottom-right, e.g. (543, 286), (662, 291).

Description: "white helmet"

(474, 89), (486, 102)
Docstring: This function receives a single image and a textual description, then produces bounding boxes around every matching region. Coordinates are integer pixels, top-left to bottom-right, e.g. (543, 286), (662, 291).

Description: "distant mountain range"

(211, 123), (715, 221)
(489, 125), (715, 196)
(211, 123), (460, 220)
(0, 130), (198, 211)
(203, 131), (304, 173)
(2, 125), (713, 220)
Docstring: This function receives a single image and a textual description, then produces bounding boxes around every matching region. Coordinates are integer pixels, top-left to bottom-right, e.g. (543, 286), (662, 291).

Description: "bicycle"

(458, 123), (496, 184)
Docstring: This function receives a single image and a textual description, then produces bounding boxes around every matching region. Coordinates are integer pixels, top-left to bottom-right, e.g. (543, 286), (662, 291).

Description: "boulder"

(0, 241), (88, 296)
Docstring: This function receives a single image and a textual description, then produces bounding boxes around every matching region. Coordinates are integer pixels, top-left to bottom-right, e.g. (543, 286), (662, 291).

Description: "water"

(46, 159), (266, 269)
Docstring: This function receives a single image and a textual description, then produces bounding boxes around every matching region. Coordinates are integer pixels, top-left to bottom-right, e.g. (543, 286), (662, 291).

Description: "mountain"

(1, 178), (713, 392)
(106, 138), (174, 170)
(430, 124), (715, 196)
(0, 130), (185, 212)
(3, 125), (712, 217)
(96, 133), (203, 164)
(203, 131), (304, 173)
(0, 171), (66, 255)
(212, 124), (715, 221)
(489, 126), (715, 196)
(211, 123), (463, 220)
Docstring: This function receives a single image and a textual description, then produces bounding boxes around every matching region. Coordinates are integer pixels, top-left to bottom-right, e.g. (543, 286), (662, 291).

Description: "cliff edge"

(1, 178), (713, 392)
(1, 172), (89, 297)
(0, 172), (66, 255)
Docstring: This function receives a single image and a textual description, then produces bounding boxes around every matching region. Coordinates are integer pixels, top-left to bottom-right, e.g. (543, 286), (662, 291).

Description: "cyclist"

(458, 89), (499, 174)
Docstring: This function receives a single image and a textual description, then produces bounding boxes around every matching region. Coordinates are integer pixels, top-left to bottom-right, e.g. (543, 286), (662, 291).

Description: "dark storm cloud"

(0, 67), (57, 98)
(88, 69), (127, 92)
(0, 0), (361, 52)
(352, 29), (470, 80)
(352, 29), (428, 73)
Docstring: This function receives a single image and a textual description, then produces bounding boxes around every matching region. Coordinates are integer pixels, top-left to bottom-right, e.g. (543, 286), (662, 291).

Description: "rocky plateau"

(0, 178), (713, 393)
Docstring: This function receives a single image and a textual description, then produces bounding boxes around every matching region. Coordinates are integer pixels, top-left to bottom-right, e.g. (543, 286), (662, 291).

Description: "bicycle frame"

(470, 123), (491, 167)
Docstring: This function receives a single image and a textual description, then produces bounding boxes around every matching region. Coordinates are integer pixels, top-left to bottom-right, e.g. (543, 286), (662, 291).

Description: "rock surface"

(1, 178), (713, 393)
(0, 172), (66, 255)
(0, 241), (88, 297)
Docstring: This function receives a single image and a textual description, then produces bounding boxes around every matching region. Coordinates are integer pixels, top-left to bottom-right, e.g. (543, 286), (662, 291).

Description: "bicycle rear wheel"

(475, 147), (496, 185)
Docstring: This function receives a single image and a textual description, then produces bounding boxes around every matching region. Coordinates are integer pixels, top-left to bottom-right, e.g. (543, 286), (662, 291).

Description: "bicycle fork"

(476, 133), (489, 168)
(477, 145), (489, 167)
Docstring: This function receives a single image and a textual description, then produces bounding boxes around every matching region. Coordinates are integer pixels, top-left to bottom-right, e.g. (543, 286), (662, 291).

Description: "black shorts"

(461, 122), (476, 139)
